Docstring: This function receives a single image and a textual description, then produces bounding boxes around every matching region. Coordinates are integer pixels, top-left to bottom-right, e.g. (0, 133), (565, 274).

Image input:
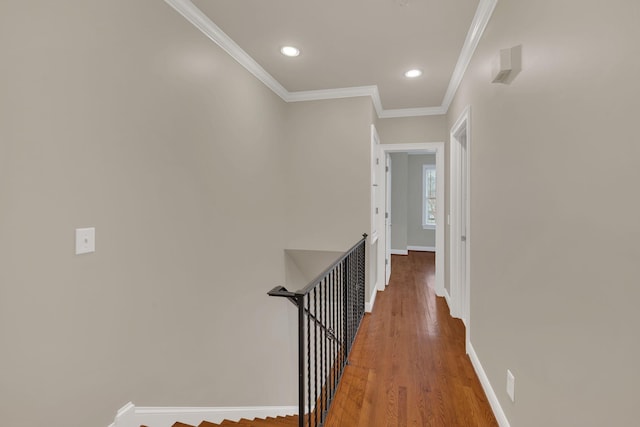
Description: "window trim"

(422, 163), (437, 229)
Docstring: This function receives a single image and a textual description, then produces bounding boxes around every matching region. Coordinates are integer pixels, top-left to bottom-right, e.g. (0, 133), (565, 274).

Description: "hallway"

(325, 252), (497, 426)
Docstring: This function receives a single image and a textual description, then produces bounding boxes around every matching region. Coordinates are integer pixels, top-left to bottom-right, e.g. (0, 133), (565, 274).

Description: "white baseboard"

(442, 288), (452, 312)
(390, 249), (408, 255)
(407, 245), (436, 252)
(109, 402), (135, 427)
(110, 403), (298, 427)
(467, 344), (511, 427)
(365, 287), (378, 313)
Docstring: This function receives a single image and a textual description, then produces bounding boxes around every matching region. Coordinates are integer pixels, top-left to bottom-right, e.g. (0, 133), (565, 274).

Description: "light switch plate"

(75, 227), (95, 255)
(506, 369), (515, 402)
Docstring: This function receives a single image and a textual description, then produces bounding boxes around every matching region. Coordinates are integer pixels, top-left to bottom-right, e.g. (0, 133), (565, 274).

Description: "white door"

(385, 154), (392, 285)
(450, 106), (471, 331)
(459, 132), (468, 325)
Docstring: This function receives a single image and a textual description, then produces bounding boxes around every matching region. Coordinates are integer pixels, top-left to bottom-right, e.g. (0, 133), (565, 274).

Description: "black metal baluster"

(355, 248), (359, 323)
(361, 246), (363, 316)
(336, 262), (344, 370)
(331, 268), (336, 399)
(352, 251), (357, 347)
(349, 253), (352, 352)
(355, 251), (358, 338)
(358, 245), (362, 321)
(344, 257), (348, 365)
(319, 278), (324, 421)
(297, 294), (305, 427)
(327, 269), (335, 403)
(348, 253), (352, 352)
(322, 276), (327, 420)
(307, 294), (311, 427)
(358, 247), (362, 321)
(353, 252), (356, 347)
(314, 287), (319, 427)
(361, 243), (365, 321)
(345, 255), (349, 356)
(343, 255), (349, 365)
(348, 256), (350, 351)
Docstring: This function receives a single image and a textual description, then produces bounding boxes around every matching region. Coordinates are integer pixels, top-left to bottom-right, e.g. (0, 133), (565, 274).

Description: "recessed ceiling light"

(404, 69), (423, 78)
(280, 46), (301, 57)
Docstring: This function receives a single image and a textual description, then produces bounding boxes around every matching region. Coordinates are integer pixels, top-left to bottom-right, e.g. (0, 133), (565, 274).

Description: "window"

(422, 164), (436, 229)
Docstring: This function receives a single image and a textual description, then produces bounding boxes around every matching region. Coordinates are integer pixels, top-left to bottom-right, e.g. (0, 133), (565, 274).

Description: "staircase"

(160, 416), (299, 427)
(152, 236), (366, 427)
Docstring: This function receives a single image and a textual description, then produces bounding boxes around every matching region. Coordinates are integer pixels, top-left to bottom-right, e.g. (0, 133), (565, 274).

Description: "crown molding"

(370, 86), (384, 118)
(285, 85), (385, 116)
(379, 105), (447, 118)
(441, 0), (498, 111)
(164, 0), (498, 118)
(286, 85), (375, 102)
(163, 0), (289, 100)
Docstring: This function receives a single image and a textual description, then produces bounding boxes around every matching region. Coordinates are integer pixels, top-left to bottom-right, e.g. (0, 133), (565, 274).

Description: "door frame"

(376, 142), (445, 297)
(385, 153), (392, 285)
(450, 105), (471, 349)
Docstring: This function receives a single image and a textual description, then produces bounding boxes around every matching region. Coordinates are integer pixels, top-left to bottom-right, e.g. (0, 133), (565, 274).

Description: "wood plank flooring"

(324, 252), (497, 427)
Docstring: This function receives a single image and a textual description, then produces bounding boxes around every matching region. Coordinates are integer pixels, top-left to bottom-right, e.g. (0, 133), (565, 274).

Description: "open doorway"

(374, 142), (445, 298)
(388, 153), (438, 254)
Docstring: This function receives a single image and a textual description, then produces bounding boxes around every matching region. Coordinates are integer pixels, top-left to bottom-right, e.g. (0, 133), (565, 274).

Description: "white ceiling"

(169, 0), (492, 116)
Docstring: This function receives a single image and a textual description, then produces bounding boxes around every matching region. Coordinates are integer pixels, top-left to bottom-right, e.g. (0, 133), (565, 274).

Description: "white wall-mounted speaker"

(492, 45), (522, 84)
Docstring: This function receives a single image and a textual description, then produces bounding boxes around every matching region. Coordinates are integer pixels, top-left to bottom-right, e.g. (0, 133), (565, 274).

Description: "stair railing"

(268, 234), (367, 427)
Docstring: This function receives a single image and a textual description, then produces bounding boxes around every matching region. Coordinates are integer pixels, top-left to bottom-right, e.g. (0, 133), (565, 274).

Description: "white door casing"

(377, 142), (445, 298)
(371, 125), (387, 294)
(450, 105), (471, 351)
(370, 125), (380, 244)
(385, 153), (392, 285)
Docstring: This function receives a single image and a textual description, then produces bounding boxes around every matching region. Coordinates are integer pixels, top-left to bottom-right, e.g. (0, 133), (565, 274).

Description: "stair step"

(264, 416), (292, 425)
(269, 416), (297, 426)
(222, 419), (251, 426)
(194, 415), (298, 427)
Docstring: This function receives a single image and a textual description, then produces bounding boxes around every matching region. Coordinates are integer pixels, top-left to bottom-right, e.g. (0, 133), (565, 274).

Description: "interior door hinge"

(375, 207), (379, 214)
(385, 166), (389, 172)
(376, 158), (380, 165)
(385, 212), (389, 219)
(385, 258), (389, 265)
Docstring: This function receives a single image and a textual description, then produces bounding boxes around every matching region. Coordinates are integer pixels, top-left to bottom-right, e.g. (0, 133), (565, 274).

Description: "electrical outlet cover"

(75, 227), (95, 255)
(506, 369), (515, 402)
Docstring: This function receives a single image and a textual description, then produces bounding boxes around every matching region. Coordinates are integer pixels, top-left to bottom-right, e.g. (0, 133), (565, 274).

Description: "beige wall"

(390, 153), (409, 251)
(447, 0), (640, 425)
(10, 0), (637, 426)
(0, 1), (378, 424)
(0, 1), (298, 426)
(0, 2), (378, 421)
(284, 97), (374, 297)
(285, 250), (344, 289)
(407, 154), (436, 248)
(376, 115), (447, 144)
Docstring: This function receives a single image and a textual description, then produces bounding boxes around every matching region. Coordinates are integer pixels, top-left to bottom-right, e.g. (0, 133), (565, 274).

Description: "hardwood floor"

(324, 251), (497, 427)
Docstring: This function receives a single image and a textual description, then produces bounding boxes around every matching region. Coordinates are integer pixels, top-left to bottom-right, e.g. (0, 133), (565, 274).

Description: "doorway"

(450, 106), (471, 348)
(375, 142), (445, 298)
